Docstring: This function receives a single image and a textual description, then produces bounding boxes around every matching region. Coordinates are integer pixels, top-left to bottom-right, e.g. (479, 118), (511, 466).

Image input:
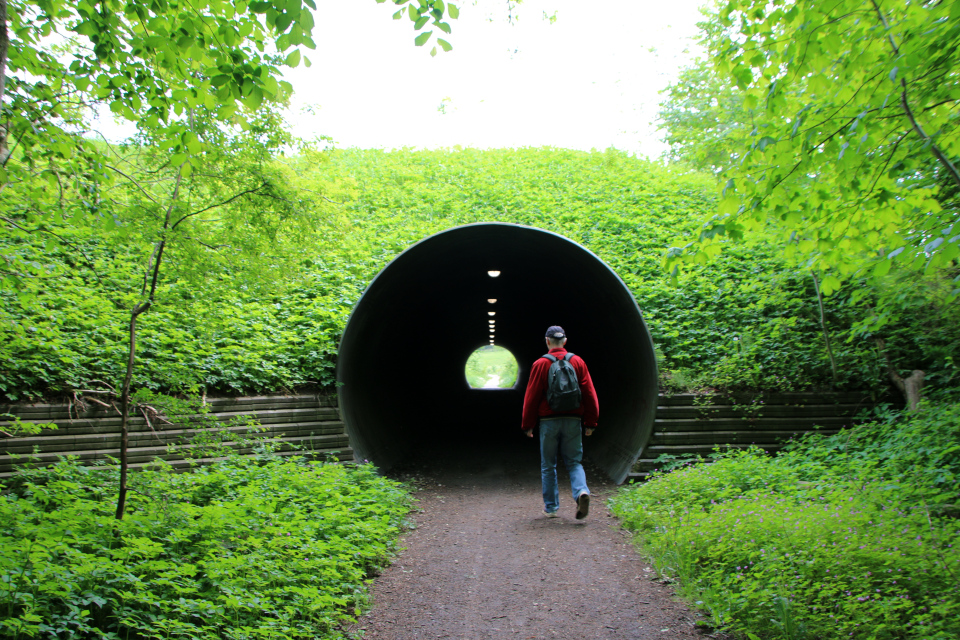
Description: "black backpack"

(542, 353), (582, 412)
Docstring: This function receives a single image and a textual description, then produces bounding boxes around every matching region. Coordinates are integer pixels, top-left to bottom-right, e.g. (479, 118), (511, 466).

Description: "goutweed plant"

(610, 402), (960, 639)
(0, 454), (411, 639)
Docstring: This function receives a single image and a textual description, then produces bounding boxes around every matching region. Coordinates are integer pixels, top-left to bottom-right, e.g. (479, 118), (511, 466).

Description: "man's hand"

(584, 428), (595, 436)
(523, 429), (534, 438)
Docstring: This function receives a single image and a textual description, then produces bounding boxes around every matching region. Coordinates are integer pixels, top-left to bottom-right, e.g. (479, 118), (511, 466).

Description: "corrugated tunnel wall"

(337, 223), (659, 483)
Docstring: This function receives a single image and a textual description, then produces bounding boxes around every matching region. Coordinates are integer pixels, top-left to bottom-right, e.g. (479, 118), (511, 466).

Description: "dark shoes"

(576, 491), (590, 520)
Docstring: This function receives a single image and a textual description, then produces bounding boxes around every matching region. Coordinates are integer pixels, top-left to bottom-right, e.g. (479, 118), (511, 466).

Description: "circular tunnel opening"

(465, 346), (519, 389)
(336, 223), (658, 483)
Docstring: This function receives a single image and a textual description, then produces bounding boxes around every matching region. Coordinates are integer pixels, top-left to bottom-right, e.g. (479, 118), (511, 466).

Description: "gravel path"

(348, 440), (715, 640)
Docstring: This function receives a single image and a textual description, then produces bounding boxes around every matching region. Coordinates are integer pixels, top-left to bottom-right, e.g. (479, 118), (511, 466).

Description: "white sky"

(285, 0), (708, 157)
(93, 0), (709, 157)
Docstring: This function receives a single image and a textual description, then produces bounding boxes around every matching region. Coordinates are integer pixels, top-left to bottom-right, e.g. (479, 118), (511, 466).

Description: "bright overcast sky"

(91, 0), (709, 157)
(283, 0), (708, 157)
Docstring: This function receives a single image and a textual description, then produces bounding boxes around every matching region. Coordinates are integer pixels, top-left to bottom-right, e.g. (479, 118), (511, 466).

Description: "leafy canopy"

(664, 0), (960, 295)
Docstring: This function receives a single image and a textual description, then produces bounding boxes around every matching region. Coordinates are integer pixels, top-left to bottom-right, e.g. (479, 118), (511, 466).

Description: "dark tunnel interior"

(336, 223), (659, 483)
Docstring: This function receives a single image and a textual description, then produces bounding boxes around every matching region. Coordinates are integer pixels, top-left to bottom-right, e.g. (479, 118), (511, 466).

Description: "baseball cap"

(545, 325), (566, 339)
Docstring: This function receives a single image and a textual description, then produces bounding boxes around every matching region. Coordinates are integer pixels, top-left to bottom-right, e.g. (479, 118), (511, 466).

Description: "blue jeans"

(539, 417), (589, 513)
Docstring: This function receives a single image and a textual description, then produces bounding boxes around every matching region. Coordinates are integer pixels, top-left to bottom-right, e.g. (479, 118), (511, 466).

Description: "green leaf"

(275, 12), (294, 32)
(436, 21), (451, 34)
(414, 30), (432, 46)
(393, 9), (402, 19)
(755, 136), (776, 151)
(414, 16), (429, 29)
(285, 49), (301, 67)
(437, 37), (452, 52)
(448, 3), (459, 18)
(430, 46), (437, 57)
(819, 275), (841, 295)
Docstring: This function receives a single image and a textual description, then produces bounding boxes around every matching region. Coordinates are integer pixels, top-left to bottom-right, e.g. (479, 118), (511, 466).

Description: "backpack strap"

(542, 354), (558, 363)
(563, 353), (575, 362)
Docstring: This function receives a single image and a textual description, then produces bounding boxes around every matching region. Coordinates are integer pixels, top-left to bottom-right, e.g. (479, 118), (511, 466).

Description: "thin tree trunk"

(114, 163), (183, 519)
(116, 304), (148, 519)
(115, 237), (166, 520)
(0, 0), (10, 164)
(811, 272), (838, 388)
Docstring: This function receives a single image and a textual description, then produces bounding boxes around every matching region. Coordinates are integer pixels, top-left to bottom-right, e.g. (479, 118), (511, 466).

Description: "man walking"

(522, 325), (599, 519)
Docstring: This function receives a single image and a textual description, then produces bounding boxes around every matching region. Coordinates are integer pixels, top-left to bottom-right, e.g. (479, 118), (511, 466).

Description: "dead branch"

(139, 406), (163, 442)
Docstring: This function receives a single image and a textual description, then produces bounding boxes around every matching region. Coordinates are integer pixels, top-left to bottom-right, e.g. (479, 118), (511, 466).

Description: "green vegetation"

(0, 454), (411, 639)
(610, 404), (960, 639)
(4, 1), (957, 639)
(662, 0), (960, 289)
(5, 147), (957, 403)
(465, 346), (519, 388)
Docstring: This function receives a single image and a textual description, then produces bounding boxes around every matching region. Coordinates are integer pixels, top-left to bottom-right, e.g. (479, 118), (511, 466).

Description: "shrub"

(610, 403), (960, 639)
(0, 455), (411, 639)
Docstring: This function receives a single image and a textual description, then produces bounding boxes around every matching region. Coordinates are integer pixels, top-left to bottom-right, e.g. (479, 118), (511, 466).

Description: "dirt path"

(349, 440), (713, 640)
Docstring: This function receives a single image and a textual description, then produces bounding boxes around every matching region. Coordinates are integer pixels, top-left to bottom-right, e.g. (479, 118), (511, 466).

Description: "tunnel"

(336, 222), (659, 483)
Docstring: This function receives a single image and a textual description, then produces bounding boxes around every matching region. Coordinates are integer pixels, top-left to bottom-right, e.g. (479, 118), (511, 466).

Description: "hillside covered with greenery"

(3, 146), (957, 403)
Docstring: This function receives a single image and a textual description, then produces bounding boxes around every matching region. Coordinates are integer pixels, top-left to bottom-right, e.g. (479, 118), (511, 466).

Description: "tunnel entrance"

(336, 223), (658, 483)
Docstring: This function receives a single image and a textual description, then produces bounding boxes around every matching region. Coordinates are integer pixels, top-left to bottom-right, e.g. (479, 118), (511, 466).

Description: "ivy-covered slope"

(2, 147), (955, 401)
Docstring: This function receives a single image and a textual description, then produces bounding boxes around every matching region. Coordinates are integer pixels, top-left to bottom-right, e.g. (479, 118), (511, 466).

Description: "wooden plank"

(652, 415), (853, 431)
(1, 446), (355, 478)
(657, 392), (883, 407)
(0, 395), (336, 420)
(654, 404), (867, 419)
(651, 429), (840, 446)
(0, 424), (348, 456)
(0, 434), (352, 473)
(0, 406), (339, 431)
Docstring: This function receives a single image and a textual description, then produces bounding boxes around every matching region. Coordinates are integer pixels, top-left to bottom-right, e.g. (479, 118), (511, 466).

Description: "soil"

(347, 438), (722, 640)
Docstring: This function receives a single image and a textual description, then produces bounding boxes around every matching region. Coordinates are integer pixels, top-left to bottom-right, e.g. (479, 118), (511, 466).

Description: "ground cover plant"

(6, 147), (956, 403)
(0, 454), (411, 639)
(610, 403), (960, 639)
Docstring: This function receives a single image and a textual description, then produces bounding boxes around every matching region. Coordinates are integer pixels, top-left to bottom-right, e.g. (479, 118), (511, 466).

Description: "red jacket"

(521, 347), (599, 430)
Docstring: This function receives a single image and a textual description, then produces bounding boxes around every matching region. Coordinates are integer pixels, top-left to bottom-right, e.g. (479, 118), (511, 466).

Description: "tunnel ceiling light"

(488, 311), (495, 316)
(487, 298), (497, 304)
(487, 270), (501, 277)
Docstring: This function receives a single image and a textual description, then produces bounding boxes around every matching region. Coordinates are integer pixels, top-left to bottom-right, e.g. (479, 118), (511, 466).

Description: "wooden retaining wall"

(2, 391), (881, 482)
(629, 391), (882, 479)
(0, 394), (352, 478)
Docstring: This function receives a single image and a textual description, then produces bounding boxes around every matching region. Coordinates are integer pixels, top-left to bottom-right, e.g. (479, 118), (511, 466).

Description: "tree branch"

(171, 183), (267, 230)
(106, 164), (161, 204)
(870, 0), (960, 191)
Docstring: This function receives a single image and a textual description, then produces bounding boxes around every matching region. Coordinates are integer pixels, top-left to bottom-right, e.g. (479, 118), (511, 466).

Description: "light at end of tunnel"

(487, 270), (501, 277)
(487, 298), (497, 304)
(488, 311), (496, 316)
